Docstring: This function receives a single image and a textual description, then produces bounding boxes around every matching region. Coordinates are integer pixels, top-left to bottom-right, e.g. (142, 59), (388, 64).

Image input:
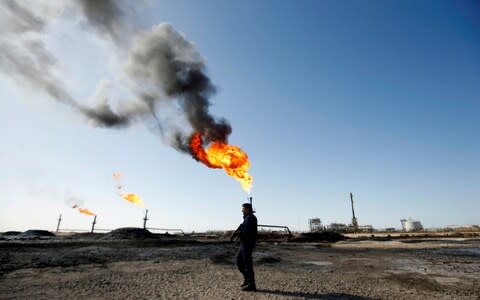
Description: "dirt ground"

(0, 237), (479, 299)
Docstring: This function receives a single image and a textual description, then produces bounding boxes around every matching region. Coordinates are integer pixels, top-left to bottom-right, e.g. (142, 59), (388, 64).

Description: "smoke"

(65, 193), (84, 208)
(74, 0), (137, 45)
(125, 24), (232, 148)
(0, 0), (74, 104)
(75, 0), (232, 147)
(1, 0), (231, 154)
(0, 0), (46, 34)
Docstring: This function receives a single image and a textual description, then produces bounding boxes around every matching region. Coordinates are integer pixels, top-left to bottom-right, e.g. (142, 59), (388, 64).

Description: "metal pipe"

(350, 192), (356, 219)
(91, 215), (97, 233)
(258, 224), (292, 236)
(143, 209), (149, 229)
(56, 214), (62, 232)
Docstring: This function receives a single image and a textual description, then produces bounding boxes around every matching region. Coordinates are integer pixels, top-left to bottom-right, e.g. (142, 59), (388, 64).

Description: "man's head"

(242, 203), (253, 216)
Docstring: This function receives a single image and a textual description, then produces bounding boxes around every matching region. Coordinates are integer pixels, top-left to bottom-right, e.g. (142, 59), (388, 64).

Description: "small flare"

(78, 207), (96, 216)
(122, 193), (144, 207)
(71, 203), (95, 216)
(189, 133), (253, 193)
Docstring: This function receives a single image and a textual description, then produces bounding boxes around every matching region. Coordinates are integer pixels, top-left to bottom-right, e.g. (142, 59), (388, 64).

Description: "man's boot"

(242, 283), (256, 292)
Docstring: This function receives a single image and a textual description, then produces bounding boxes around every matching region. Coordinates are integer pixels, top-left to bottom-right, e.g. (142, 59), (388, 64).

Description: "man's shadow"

(256, 289), (376, 299)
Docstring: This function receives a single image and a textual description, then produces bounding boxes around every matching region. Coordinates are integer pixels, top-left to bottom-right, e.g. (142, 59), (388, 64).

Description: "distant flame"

(71, 204), (96, 216)
(78, 207), (96, 216)
(113, 172), (145, 207)
(122, 193), (144, 207)
(190, 133), (253, 193)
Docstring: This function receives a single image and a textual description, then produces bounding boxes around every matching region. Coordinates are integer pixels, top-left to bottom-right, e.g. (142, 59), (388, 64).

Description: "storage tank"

(400, 219), (423, 232)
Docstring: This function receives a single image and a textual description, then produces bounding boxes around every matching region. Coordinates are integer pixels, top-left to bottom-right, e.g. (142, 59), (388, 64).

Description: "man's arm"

(230, 224), (243, 241)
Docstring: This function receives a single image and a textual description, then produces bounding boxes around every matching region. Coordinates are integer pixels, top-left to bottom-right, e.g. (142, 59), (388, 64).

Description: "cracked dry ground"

(0, 240), (479, 299)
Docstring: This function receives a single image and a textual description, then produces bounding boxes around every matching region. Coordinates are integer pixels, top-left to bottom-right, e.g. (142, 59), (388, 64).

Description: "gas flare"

(71, 204), (96, 216)
(190, 133), (253, 193)
(78, 207), (96, 216)
(122, 193), (144, 207)
(113, 172), (145, 207)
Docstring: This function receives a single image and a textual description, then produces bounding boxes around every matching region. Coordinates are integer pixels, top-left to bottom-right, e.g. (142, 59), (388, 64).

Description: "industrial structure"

(328, 223), (348, 232)
(350, 192), (358, 232)
(400, 219), (423, 232)
(309, 218), (323, 232)
(308, 193), (375, 233)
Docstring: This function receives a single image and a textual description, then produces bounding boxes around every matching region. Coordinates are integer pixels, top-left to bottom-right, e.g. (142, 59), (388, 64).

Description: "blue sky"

(1, 1), (479, 232)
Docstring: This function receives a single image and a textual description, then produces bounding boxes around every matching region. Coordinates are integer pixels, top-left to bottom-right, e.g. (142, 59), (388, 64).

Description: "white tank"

(400, 219), (423, 232)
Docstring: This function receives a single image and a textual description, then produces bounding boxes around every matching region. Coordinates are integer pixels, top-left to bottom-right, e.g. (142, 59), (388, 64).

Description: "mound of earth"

(291, 231), (345, 243)
(102, 227), (156, 240)
(2, 231), (22, 236)
(19, 230), (55, 238)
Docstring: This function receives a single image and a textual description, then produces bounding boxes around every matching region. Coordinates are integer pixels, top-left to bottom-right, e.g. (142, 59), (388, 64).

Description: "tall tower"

(350, 192), (358, 232)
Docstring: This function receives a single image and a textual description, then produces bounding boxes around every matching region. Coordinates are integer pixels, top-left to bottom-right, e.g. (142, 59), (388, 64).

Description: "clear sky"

(1, 1), (479, 232)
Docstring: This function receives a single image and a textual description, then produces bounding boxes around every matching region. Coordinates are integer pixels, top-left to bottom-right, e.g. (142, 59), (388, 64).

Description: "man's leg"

(236, 247), (247, 285)
(242, 246), (256, 291)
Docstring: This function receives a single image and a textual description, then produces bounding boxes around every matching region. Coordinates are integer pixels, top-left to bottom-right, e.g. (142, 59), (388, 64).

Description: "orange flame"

(78, 207), (96, 216)
(71, 204), (95, 216)
(122, 193), (144, 207)
(113, 172), (145, 207)
(190, 133), (253, 193)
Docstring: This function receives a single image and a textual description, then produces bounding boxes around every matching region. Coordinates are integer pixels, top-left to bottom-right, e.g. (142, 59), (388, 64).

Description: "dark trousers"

(236, 243), (255, 286)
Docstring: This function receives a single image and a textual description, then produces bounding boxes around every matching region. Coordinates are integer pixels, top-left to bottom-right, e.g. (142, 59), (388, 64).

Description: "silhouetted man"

(231, 203), (257, 292)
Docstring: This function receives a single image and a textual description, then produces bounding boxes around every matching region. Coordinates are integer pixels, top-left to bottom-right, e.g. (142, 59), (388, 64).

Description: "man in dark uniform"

(231, 203), (258, 292)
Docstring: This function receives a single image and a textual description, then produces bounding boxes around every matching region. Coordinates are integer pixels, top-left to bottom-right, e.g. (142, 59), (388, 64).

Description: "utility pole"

(91, 215), (97, 233)
(143, 209), (149, 229)
(350, 193), (358, 232)
(56, 214), (62, 233)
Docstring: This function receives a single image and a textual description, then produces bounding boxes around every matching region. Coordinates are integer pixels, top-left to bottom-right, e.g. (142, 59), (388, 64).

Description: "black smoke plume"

(0, 0), (231, 153)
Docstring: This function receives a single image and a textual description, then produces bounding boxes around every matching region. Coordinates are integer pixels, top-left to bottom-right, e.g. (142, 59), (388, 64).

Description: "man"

(231, 203), (258, 292)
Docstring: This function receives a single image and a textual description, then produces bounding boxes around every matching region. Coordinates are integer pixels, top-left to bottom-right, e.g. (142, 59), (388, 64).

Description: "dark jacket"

(236, 213), (257, 248)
